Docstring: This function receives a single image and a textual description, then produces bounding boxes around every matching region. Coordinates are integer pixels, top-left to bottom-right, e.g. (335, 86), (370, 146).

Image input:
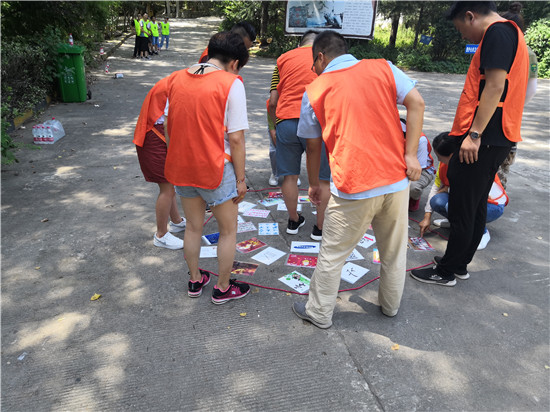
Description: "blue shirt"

(297, 54), (417, 200)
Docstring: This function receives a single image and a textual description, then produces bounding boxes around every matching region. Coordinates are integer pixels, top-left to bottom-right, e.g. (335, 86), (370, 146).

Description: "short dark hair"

(432, 132), (458, 157)
(501, 2), (524, 32)
(231, 21), (257, 42)
(208, 32), (249, 69)
(446, 1), (497, 21)
(300, 30), (318, 46)
(312, 30), (348, 59)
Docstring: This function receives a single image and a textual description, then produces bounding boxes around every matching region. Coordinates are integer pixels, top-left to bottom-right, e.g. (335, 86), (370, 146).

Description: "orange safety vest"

(276, 46), (317, 120)
(307, 59), (406, 194)
(164, 69), (241, 188)
(198, 47), (209, 64)
(438, 163), (450, 187)
(133, 77), (168, 146)
(450, 20), (528, 142)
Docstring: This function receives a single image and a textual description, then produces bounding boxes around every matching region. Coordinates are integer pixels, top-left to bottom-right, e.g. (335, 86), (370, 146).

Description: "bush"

(525, 18), (550, 78)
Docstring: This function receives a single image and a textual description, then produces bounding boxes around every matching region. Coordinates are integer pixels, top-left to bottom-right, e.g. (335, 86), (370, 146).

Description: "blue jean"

(160, 34), (169, 49)
(431, 192), (504, 223)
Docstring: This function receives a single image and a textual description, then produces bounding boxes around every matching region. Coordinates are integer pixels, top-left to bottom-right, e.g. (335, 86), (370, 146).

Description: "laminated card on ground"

(290, 241), (320, 254)
(258, 223), (279, 236)
(346, 248), (364, 261)
(236, 237), (267, 253)
(238, 201), (256, 214)
(200, 246), (217, 258)
(341, 262), (370, 284)
(279, 271), (310, 293)
(358, 234), (376, 249)
(237, 221), (257, 233)
(251, 247), (286, 265)
(286, 254), (317, 268)
(243, 208), (271, 218)
(231, 261), (259, 276)
(408, 237), (435, 251)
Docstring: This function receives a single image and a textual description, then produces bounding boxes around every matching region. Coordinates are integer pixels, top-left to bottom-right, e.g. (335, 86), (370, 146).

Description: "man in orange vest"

(268, 30), (331, 240)
(199, 22), (256, 63)
(291, 31), (424, 329)
(411, 1), (528, 287)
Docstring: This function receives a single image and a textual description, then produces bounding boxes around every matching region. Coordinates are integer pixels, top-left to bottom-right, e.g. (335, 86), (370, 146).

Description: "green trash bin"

(57, 44), (87, 102)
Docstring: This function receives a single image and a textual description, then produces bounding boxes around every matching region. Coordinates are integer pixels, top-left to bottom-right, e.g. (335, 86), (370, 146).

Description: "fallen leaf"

(240, 312), (247, 317)
(113, 167), (117, 170)
(35, 266), (40, 270)
(41, 218), (49, 222)
(545, 365), (549, 370)
(90, 293), (101, 301)
(391, 343), (400, 351)
(286, 293), (291, 296)
(503, 313), (508, 317)
(537, 236), (543, 240)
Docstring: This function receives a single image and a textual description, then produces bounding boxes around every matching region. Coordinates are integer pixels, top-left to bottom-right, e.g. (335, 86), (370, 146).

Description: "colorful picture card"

(258, 198), (284, 207)
(258, 222), (279, 236)
(243, 208), (271, 218)
(286, 254), (317, 268)
(373, 248), (381, 264)
(236, 237), (267, 253)
(237, 221), (257, 233)
(341, 262), (370, 284)
(238, 201), (256, 214)
(346, 249), (364, 262)
(290, 241), (320, 254)
(408, 237), (435, 251)
(231, 261), (259, 276)
(251, 247), (286, 265)
(358, 234), (376, 249)
(267, 192), (283, 199)
(202, 232), (220, 245)
(279, 271), (310, 293)
(200, 246), (217, 258)
(298, 196), (311, 204)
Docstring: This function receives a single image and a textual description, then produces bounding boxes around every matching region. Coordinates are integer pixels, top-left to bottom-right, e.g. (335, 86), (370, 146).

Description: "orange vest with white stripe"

(306, 59), (407, 194)
(276, 46), (317, 120)
(450, 21), (528, 142)
(133, 77), (168, 146)
(488, 174), (508, 206)
(164, 69), (241, 189)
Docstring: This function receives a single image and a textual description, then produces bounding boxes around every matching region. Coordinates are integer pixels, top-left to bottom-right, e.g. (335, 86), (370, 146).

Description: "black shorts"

(138, 36), (149, 52)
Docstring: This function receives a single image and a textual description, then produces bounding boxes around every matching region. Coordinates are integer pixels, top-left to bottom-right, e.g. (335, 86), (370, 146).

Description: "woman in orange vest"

(164, 32), (251, 304)
(133, 77), (186, 250)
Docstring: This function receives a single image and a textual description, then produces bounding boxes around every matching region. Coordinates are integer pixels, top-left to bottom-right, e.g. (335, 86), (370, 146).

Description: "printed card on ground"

(243, 208), (271, 218)
(236, 237), (267, 253)
(408, 237), (435, 251)
(290, 241), (320, 254)
(279, 271), (310, 293)
(238, 201), (256, 214)
(357, 234), (376, 249)
(258, 198), (284, 207)
(251, 247), (286, 265)
(202, 232), (220, 245)
(237, 221), (257, 233)
(267, 192), (283, 199)
(200, 246), (217, 258)
(346, 249), (364, 261)
(298, 196), (311, 204)
(237, 215), (245, 223)
(231, 261), (259, 276)
(341, 262), (370, 284)
(286, 254), (317, 268)
(373, 248), (381, 264)
(258, 223), (279, 236)
(277, 203), (302, 212)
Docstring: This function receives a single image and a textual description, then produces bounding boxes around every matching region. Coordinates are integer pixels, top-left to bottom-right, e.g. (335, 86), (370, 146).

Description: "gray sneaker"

(292, 302), (332, 329)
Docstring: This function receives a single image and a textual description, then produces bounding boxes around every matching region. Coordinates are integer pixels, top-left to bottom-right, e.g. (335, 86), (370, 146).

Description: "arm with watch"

(228, 129), (247, 203)
(460, 67), (508, 164)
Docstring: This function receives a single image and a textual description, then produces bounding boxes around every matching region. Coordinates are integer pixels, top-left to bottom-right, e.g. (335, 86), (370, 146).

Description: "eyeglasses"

(311, 52), (324, 72)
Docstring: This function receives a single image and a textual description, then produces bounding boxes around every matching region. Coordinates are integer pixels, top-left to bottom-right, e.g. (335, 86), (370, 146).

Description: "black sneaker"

(188, 269), (211, 297)
(410, 266), (456, 286)
(211, 279), (250, 304)
(310, 225), (322, 241)
(287, 215), (305, 235)
(433, 256), (470, 279)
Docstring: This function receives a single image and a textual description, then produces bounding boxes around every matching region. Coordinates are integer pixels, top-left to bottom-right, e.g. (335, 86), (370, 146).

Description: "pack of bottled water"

(32, 118), (65, 144)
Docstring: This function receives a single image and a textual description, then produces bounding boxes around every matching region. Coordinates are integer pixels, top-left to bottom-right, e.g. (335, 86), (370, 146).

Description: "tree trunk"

(166, 1), (170, 17)
(389, 13), (399, 49)
(176, 1), (180, 18)
(413, 3), (424, 50)
(260, 1), (269, 46)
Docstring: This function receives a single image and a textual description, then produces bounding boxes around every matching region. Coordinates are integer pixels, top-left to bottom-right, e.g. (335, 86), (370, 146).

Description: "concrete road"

(2, 17), (549, 411)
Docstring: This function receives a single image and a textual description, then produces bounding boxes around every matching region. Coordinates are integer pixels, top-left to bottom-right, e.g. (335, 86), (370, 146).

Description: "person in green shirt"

(160, 17), (170, 50)
(150, 16), (160, 55)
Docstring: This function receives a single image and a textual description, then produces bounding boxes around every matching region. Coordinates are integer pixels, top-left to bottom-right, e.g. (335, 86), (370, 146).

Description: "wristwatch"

(469, 130), (481, 140)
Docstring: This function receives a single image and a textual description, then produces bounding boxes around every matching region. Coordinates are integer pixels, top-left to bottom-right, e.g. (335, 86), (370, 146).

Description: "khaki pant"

(306, 187), (409, 324)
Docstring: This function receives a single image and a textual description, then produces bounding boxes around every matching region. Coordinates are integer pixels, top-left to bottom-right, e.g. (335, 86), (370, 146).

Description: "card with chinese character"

(373, 248), (381, 264)
(231, 261), (259, 276)
(279, 271), (310, 293)
(277, 203), (302, 212)
(258, 197), (284, 207)
(202, 232), (220, 245)
(346, 249), (364, 261)
(238, 201), (256, 214)
(252, 247), (286, 265)
(286, 254), (317, 268)
(200, 246), (217, 258)
(341, 262), (370, 284)
(358, 234), (376, 249)
(243, 208), (271, 218)
(236, 237), (267, 253)
(237, 221), (257, 233)
(408, 237), (435, 251)
(290, 241), (320, 254)
(258, 222), (279, 236)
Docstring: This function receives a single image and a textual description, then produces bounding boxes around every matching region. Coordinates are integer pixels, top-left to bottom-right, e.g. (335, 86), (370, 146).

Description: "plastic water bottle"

(105, 64), (110, 74)
(50, 118), (65, 142)
(45, 127), (53, 143)
(69, 33), (74, 46)
(32, 126), (38, 139)
(40, 126), (46, 142)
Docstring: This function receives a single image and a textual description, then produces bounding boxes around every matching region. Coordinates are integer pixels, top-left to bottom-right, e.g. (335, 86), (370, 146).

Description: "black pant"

(437, 144), (510, 277)
(133, 35), (139, 57)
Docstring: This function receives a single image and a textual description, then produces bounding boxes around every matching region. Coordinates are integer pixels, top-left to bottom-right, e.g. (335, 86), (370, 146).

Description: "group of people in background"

(133, 1), (534, 328)
(132, 13), (170, 59)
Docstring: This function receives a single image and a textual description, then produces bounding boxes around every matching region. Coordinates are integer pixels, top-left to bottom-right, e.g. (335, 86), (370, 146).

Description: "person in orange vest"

(268, 30), (331, 240)
(291, 30), (425, 329)
(133, 77), (186, 250)
(164, 32), (251, 304)
(418, 132), (508, 253)
(198, 21), (256, 63)
(411, 1), (528, 287)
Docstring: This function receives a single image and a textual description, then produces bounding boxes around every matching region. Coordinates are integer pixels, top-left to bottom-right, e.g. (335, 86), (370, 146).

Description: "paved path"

(2, 17), (549, 411)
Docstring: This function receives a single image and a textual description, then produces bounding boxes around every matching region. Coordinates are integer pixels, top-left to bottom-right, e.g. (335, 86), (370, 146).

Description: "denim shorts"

(151, 36), (159, 46)
(276, 119), (331, 180)
(175, 162), (237, 207)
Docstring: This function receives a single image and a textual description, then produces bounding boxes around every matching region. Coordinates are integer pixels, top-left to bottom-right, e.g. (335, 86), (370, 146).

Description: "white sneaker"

(477, 229), (491, 250)
(169, 218), (186, 233)
(269, 174), (278, 186)
(433, 218), (450, 228)
(154, 232), (183, 250)
(297, 177), (301, 186)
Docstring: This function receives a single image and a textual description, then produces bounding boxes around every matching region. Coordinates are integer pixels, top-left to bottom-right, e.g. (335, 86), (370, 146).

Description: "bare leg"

(156, 183), (177, 238)
(181, 196), (206, 281)
(316, 179), (331, 230)
(282, 175), (299, 222)
(210, 199), (238, 291)
(169, 190), (183, 224)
